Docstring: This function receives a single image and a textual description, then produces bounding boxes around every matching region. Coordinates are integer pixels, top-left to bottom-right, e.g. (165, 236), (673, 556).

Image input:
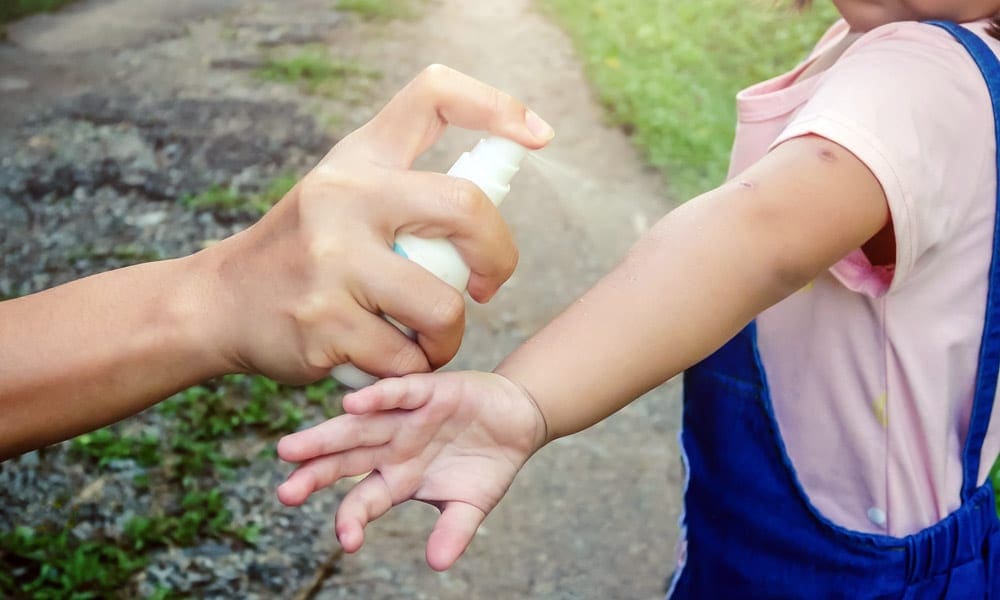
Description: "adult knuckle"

(293, 324), (343, 375)
(303, 347), (337, 373)
(291, 291), (326, 327)
(303, 231), (349, 267)
(501, 242), (519, 278)
(429, 290), (466, 330)
(490, 89), (516, 125)
(417, 64), (454, 94)
(312, 167), (370, 200)
(443, 177), (485, 219)
(389, 342), (425, 376)
(296, 177), (333, 222)
(291, 292), (348, 334)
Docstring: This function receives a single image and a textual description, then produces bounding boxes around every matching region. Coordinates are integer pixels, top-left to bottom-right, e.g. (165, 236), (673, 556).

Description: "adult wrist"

(164, 249), (242, 380)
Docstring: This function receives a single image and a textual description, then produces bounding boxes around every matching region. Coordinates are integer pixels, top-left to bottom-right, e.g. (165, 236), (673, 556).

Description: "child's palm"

(276, 371), (545, 571)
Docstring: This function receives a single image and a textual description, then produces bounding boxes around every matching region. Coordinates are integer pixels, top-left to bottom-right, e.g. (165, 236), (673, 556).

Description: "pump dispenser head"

(447, 136), (529, 206)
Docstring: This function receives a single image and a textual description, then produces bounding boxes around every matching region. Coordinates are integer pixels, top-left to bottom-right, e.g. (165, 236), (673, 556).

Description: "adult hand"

(196, 65), (555, 384)
(0, 65), (553, 460)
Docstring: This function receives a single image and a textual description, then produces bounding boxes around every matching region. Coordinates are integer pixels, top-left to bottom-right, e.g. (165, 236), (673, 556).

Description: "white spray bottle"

(331, 135), (531, 388)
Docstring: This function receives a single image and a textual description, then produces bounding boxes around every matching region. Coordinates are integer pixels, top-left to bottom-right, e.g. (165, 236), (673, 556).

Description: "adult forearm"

(0, 253), (230, 460)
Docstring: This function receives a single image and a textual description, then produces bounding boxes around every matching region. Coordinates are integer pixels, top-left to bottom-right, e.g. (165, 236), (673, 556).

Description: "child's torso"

(730, 19), (1000, 536)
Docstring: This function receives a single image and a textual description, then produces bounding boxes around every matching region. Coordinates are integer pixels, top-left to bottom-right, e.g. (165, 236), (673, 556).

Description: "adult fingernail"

(525, 110), (555, 142)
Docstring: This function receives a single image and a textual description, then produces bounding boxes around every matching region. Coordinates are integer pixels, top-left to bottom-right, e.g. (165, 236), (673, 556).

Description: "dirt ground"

(0, 0), (683, 597)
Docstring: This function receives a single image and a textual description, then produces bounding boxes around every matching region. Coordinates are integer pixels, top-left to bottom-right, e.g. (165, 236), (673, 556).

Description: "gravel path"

(0, 1), (682, 598)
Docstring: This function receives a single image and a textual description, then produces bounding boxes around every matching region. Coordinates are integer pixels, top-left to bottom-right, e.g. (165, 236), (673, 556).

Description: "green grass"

(0, 0), (76, 24)
(256, 48), (378, 97)
(538, 0), (839, 199)
(335, 0), (415, 21)
(0, 527), (146, 599)
(1, 374), (342, 597)
(70, 429), (160, 468)
(182, 172), (299, 215)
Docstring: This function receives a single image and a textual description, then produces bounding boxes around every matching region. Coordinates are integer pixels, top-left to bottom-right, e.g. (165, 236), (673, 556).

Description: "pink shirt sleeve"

(771, 22), (996, 296)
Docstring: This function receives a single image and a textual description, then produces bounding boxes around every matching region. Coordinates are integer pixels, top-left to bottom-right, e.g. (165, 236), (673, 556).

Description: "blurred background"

(0, 1), (836, 598)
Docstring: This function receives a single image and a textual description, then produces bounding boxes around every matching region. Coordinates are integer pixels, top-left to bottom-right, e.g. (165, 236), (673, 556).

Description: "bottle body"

(331, 136), (529, 388)
(392, 235), (470, 292)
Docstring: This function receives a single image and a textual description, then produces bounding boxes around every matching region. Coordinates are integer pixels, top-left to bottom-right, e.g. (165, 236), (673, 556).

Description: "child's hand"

(276, 371), (547, 571)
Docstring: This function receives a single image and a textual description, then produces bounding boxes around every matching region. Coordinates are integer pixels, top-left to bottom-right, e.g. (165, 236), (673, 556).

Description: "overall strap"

(927, 20), (1000, 501)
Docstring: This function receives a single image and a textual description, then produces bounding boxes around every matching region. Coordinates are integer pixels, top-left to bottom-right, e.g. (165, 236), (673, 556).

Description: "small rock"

(0, 77), (31, 93)
(71, 521), (95, 540)
(74, 476), (107, 505)
(27, 135), (53, 150)
(30, 273), (50, 291)
(127, 210), (168, 228)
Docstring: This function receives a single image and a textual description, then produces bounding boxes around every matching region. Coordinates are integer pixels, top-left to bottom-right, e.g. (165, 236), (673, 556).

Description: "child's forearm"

(497, 136), (889, 444)
(0, 254), (229, 460)
(495, 188), (795, 441)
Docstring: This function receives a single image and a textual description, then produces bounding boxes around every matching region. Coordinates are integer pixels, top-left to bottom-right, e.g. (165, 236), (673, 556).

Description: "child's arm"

(277, 134), (889, 568)
(499, 134), (888, 443)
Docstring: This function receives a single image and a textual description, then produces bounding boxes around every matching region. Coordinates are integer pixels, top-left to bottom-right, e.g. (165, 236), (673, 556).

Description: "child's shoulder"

(845, 19), (992, 62)
(811, 19), (994, 118)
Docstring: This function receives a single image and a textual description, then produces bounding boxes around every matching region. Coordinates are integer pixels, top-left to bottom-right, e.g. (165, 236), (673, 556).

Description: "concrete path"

(315, 2), (684, 598)
(0, 1), (683, 597)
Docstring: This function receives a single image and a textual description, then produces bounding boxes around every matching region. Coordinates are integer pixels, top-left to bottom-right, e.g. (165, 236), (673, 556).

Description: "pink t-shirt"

(730, 19), (1000, 536)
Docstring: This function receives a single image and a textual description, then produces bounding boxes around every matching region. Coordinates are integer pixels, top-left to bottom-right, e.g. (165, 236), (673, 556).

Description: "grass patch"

(335, 0), (415, 21)
(70, 429), (160, 468)
(182, 172), (299, 215)
(538, 0), (839, 199)
(0, 527), (146, 598)
(0, 0), (76, 24)
(256, 48), (378, 97)
(1, 374), (342, 598)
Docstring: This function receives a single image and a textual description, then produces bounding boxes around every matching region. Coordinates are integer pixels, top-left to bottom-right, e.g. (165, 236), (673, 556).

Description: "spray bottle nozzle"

(447, 136), (531, 206)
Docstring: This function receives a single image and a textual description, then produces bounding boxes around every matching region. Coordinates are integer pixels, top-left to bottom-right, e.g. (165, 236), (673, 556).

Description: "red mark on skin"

(736, 180), (755, 190)
(818, 146), (838, 163)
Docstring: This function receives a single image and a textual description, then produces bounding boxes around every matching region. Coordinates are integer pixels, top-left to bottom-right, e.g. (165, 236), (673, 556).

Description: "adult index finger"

(351, 64), (554, 169)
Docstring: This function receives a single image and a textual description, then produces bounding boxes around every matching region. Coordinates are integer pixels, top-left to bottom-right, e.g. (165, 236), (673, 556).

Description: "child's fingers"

(424, 501), (487, 572)
(277, 414), (397, 462)
(335, 470), (394, 553)
(342, 376), (434, 415)
(277, 447), (382, 506)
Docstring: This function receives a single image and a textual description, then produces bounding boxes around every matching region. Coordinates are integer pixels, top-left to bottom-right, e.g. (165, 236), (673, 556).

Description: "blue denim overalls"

(670, 21), (1000, 599)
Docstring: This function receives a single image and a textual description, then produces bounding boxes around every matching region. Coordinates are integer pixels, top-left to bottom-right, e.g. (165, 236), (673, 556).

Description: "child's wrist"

(493, 369), (551, 451)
